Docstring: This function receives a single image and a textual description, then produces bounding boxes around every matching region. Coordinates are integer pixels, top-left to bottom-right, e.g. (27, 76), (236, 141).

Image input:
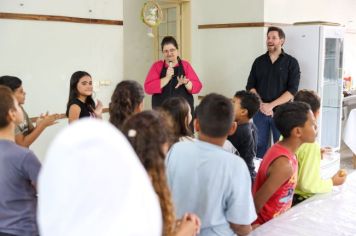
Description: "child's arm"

(15, 113), (58, 147)
(331, 169), (347, 186)
(254, 156), (294, 212)
(68, 104), (81, 124)
(229, 223), (252, 236)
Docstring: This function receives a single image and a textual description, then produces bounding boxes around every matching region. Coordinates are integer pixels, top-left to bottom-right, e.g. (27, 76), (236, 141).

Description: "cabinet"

(283, 25), (344, 149)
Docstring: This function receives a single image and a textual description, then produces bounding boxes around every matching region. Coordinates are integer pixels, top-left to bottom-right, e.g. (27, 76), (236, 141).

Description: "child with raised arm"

(228, 90), (260, 182)
(253, 101), (317, 225)
(292, 89), (347, 205)
(66, 71), (103, 123)
(0, 75), (59, 147)
(0, 86), (41, 236)
(166, 93), (256, 236)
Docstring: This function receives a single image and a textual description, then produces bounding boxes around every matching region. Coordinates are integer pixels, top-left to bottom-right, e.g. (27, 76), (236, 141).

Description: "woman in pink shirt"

(144, 36), (202, 113)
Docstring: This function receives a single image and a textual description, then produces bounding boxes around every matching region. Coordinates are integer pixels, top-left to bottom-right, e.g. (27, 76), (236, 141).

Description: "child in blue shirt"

(166, 93), (256, 236)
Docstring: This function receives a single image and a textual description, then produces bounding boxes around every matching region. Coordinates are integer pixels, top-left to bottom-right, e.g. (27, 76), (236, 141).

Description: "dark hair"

(0, 86), (16, 128)
(267, 26), (285, 40)
(273, 101), (311, 138)
(234, 90), (260, 118)
(109, 80), (144, 130)
(122, 110), (175, 236)
(161, 36), (179, 51)
(196, 93), (234, 137)
(66, 71), (95, 116)
(0, 76), (22, 92)
(294, 89), (320, 113)
(160, 97), (192, 139)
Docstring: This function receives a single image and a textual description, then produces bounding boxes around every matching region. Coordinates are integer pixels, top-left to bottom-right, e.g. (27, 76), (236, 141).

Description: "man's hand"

(260, 102), (274, 116)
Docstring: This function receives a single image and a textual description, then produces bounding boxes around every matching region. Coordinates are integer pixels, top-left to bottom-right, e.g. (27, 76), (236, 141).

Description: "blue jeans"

(253, 111), (280, 158)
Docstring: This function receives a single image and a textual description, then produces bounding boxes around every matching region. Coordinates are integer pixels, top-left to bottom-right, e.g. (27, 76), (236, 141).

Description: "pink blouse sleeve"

(182, 60), (202, 94)
(144, 61), (163, 94)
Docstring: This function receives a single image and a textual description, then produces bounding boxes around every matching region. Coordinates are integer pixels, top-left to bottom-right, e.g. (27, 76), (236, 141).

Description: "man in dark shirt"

(246, 26), (300, 158)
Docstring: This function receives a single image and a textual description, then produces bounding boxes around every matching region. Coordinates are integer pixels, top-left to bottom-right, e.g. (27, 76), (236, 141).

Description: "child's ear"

(241, 108), (248, 117)
(135, 101), (144, 113)
(292, 126), (303, 138)
(7, 109), (17, 123)
(194, 118), (200, 132)
(228, 121), (237, 136)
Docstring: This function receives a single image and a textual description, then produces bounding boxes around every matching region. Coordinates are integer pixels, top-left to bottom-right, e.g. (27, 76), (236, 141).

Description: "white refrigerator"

(282, 25), (344, 150)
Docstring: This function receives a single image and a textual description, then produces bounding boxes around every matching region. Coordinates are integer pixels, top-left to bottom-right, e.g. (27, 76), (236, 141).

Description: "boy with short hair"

(166, 93), (256, 236)
(293, 89), (346, 205)
(0, 75), (58, 147)
(253, 101), (317, 225)
(228, 90), (260, 181)
(0, 85), (41, 236)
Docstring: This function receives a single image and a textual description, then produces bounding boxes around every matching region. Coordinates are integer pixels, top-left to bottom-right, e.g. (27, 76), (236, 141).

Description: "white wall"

(0, 0), (123, 161)
(123, 0), (155, 109)
(191, 0), (265, 97)
(264, 0), (356, 88)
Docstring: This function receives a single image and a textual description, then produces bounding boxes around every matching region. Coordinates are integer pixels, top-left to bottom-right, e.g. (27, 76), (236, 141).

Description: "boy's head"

(0, 85), (23, 129)
(294, 89), (320, 117)
(274, 101), (317, 143)
(0, 76), (25, 105)
(195, 93), (235, 138)
(233, 90), (260, 120)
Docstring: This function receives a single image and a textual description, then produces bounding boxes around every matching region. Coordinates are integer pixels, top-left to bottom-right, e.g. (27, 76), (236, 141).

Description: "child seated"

(293, 89), (347, 205)
(253, 101), (317, 225)
(228, 90), (260, 182)
(0, 86), (41, 236)
(0, 76), (59, 147)
(166, 93), (256, 236)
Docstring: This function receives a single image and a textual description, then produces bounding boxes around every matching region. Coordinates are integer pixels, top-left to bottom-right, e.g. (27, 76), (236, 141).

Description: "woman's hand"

(175, 76), (190, 89)
(166, 66), (174, 78)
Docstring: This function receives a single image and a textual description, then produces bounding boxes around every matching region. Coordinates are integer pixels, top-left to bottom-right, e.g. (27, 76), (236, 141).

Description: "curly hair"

(122, 110), (176, 236)
(109, 80), (144, 130)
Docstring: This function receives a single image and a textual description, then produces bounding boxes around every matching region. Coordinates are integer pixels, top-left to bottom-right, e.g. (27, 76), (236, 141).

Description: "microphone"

(169, 61), (173, 68)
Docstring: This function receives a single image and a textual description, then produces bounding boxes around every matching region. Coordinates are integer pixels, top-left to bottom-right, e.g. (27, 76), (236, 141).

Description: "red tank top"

(252, 143), (298, 224)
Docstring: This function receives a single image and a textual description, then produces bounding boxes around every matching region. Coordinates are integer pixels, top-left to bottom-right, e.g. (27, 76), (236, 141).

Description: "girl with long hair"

(66, 71), (103, 123)
(122, 111), (200, 236)
(160, 96), (193, 141)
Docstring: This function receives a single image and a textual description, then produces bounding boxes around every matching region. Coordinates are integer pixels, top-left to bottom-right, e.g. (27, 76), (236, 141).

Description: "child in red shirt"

(253, 102), (317, 225)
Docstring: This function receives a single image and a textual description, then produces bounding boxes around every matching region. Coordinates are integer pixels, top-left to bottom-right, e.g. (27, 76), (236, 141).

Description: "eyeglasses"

(162, 48), (177, 54)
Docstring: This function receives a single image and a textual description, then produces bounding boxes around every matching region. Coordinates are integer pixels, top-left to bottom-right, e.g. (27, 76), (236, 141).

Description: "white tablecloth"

(249, 171), (356, 236)
(343, 109), (356, 154)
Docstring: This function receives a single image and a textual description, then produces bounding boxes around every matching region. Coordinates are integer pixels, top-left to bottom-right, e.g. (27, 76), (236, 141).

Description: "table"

(249, 171), (356, 236)
(343, 108), (356, 168)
